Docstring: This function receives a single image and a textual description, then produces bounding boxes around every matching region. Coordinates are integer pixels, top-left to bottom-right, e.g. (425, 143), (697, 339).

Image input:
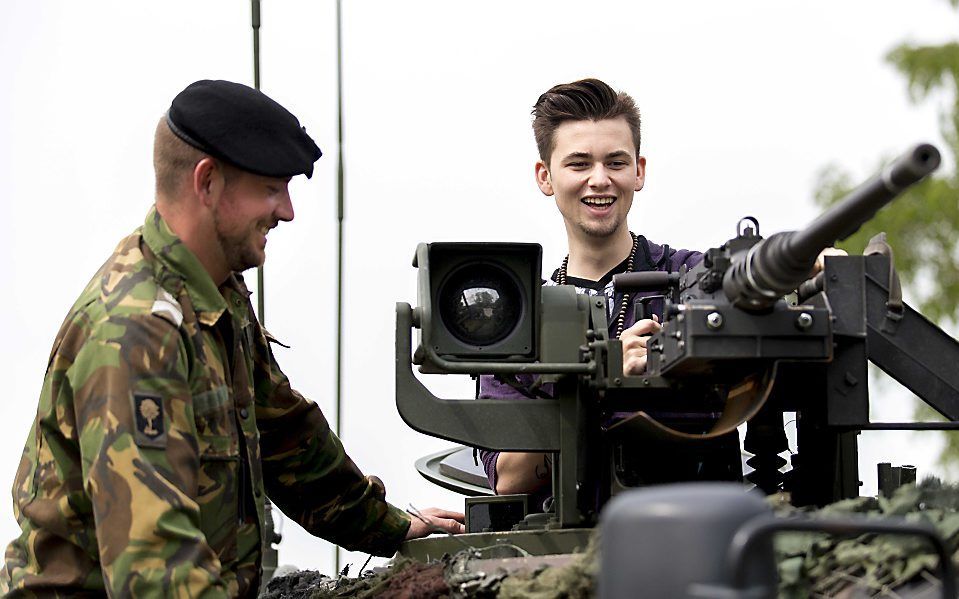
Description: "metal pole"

(253, 0), (265, 324)
(250, 1), (280, 589)
(333, 0), (345, 576)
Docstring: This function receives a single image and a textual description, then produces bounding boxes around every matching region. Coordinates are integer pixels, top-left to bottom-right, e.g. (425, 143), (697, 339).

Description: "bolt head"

(706, 311), (724, 330)
(796, 312), (814, 330)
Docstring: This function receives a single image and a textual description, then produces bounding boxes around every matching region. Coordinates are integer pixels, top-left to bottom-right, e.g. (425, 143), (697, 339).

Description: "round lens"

(438, 263), (523, 347)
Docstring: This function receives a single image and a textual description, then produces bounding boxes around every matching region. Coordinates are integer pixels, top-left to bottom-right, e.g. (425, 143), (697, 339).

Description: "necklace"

(557, 232), (639, 339)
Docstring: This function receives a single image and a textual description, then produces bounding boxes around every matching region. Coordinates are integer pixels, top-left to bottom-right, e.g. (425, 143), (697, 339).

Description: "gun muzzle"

(723, 143), (940, 310)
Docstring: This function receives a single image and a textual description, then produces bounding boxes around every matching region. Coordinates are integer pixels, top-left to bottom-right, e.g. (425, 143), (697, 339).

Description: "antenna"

(250, 1), (282, 588)
(333, 0), (346, 575)
(252, 0), (265, 324)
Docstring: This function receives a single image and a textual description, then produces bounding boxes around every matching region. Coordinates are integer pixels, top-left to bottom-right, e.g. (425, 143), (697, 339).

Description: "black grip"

(613, 271), (680, 293)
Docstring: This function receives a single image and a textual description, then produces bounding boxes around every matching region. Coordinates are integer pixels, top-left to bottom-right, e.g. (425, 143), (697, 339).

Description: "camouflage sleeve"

(255, 339), (411, 557)
(71, 312), (227, 596)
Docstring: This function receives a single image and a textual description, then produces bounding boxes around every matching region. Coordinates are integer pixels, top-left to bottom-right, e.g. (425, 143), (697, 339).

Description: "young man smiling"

(478, 79), (751, 503)
(479, 78), (843, 502)
(477, 78), (731, 502)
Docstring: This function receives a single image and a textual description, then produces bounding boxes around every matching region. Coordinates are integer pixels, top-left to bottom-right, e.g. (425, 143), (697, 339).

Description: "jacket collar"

(141, 205), (229, 326)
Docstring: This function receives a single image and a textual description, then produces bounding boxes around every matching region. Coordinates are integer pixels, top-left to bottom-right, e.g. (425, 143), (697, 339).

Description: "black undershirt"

(551, 256), (631, 291)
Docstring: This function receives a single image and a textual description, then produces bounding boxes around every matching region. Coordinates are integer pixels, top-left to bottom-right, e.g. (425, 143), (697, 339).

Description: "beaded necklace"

(556, 232), (639, 339)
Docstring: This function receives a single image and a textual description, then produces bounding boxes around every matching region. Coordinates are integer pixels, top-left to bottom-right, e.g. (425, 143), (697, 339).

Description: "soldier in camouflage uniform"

(1, 80), (464, 598)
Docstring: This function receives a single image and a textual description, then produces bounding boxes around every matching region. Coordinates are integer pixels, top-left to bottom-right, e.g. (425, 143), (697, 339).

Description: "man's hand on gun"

(405, 507), (466, 539)
(621, 248), (845, 376)
(813, 247), (847, 275)
(622, 315), (662, 376)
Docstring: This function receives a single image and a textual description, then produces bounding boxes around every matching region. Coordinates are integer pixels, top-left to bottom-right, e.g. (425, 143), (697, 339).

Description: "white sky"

(2, 0), (958, 576)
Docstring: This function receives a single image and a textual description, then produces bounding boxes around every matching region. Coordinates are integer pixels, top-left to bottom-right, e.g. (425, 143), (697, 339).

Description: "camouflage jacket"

(2, 207), (411, 598)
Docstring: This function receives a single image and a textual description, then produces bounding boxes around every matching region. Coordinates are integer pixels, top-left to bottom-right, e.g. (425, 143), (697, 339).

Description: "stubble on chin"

(214, 221), (264, 274)
(576, 217), (622, 239)
(232, 236), (265, 273)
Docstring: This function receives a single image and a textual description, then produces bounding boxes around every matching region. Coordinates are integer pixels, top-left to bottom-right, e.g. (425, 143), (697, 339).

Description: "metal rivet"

(706, 312), (724, 330)
(796, 312), (814, 330)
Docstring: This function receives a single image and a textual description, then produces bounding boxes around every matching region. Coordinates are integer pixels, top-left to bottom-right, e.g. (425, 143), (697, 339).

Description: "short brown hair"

(532, 78), (641, 164)
(153, 116), (206, 198)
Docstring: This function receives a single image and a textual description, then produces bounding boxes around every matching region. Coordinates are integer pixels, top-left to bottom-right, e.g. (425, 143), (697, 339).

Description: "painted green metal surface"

(397, 528), (592, 563)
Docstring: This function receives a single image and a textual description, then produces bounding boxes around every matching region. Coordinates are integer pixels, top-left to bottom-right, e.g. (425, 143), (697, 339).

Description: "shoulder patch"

(152, 288), (183, 328)
(132, 392), (167, 448)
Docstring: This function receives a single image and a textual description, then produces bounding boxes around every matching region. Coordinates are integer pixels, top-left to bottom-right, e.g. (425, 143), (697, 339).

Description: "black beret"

(166, 79), (322, 179)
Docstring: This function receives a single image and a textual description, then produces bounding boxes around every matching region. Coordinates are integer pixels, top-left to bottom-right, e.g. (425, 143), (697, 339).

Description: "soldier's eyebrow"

(561, 151), (593, 162)
(605, 150), (632, 160)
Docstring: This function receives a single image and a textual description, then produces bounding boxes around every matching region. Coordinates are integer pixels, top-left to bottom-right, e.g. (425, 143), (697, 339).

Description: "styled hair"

(532, 78), (641, 164)
(153, 117), (206, 198)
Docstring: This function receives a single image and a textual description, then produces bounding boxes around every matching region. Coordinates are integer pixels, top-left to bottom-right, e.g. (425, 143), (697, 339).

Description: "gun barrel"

(789, 143), (940, 259)
(723, 143), (940, 310)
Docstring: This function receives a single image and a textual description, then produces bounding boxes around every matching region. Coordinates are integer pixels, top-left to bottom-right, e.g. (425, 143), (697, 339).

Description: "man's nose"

(275, 190), (294, 222)
(588, 165), (611, 188)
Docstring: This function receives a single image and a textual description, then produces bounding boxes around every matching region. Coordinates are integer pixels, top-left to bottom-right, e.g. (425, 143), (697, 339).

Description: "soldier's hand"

(405, 507), (465, 539)
(621, 316), (662, 376)
(812, 247), (847, 275)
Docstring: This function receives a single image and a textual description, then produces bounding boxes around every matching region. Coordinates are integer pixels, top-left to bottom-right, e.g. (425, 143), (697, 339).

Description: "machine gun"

(395, 143), (957, 557)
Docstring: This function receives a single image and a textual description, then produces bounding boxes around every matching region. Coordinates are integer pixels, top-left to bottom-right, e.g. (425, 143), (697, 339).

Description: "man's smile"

(581, 195), (616, 211)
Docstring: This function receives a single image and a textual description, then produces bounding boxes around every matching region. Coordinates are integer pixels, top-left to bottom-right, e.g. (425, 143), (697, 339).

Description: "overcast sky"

(2, 0), (958, 575)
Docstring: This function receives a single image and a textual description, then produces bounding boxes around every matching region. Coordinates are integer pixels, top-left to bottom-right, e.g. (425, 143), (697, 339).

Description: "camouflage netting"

(263, 479), (959, 598)
(770, 478), (959, 598)
(261, 540), (598, 599)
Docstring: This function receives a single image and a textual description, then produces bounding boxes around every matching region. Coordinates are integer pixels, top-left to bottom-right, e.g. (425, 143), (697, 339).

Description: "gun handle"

(632, 295), (666, 324)
(634, 302), (646, 322)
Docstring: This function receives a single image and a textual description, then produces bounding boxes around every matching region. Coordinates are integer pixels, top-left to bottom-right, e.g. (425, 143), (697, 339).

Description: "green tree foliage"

(814, 14), (959, 465)
(814, 171), (959, 323)
(815, 43), (959, 323)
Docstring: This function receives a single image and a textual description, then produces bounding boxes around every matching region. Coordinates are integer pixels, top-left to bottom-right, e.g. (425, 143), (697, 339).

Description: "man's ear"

(634, 155), (647, 192)
(535, 160), (554, 196)
(192, 157), (221, 207)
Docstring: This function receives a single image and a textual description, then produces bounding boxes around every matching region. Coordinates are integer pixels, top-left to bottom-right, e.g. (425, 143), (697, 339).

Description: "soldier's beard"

(213, 214), (267, 274)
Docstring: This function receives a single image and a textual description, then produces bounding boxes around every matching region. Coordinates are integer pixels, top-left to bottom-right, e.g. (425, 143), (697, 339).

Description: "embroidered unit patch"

(133, 392), (167, 448)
